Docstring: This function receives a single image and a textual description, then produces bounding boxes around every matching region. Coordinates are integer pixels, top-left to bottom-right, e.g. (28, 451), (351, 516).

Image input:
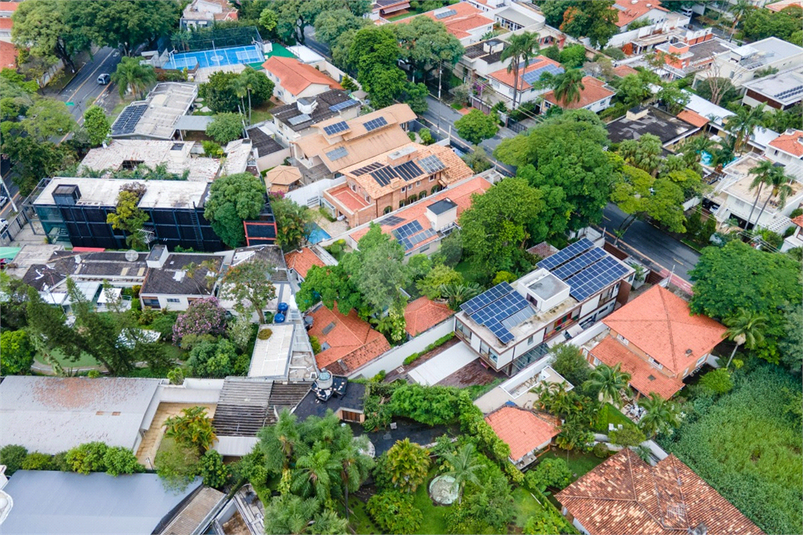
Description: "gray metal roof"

(1, 471), (200, 535)
(0, 376), (160, 454)
(174, 115), (215, 131)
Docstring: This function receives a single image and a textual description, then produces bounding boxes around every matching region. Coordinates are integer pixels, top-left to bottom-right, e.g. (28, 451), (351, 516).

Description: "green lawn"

(411, 477), (450, 535)
(542, 449), (606, 483)
(350, 498), (380, 535)
(35, 347), (98, 368)
(249, 103), (274, 125)
(511, 487), (543, 528)
(593, 403), (636, 433)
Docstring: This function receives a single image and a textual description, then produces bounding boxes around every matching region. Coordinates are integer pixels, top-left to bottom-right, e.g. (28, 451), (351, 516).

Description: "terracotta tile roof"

(603, 286), (726, 374)
(791, 214), (803, 228)
(0, 2), (19, 12)
(613, 0), (668, 27)
(766, 0), (803, 12)
(557, 449), (765, 535)
(308, 305), (391, 375)
(489, 56), (563, 91)
(404, 297), (453, 337)
(613, 64), (639, 77)
(590, 335), (685, 398)
(284, 247), (325, 279)
(676, 109), (710, 128)
(294, 104), (417, 173)
(262, 56), (342, 97)
(327, 184), (370, 213)
(543, 76), (615, 109)
(484, 406), (560, 461)
(0, 40), (17, 70)
(395, 2), (494, 40)
(768, 129), (803, 158)
(0, 17), (11, 30)
(347, 175), (492, 247)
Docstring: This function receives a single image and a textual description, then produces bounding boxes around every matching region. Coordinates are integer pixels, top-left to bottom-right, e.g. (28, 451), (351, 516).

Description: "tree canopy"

(204, 172), (266, 247)
(454, 109), (499, 145)
(206, 113), (244, 144)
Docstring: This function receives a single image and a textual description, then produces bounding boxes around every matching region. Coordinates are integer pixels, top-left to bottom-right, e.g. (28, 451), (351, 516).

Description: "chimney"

(626, 105), (650, 121)
(689, 523), (708, 535)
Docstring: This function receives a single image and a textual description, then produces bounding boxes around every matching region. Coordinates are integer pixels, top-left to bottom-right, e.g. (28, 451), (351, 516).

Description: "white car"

(0, 196), (7, 209)
(0, 218), (8, 233)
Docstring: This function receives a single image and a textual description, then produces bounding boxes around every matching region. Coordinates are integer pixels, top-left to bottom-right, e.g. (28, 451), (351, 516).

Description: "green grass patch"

(512, 487), (542, 528)
(466, 377), (503, 400)
(411, 476), (451, 535)
(542, 449), (606, 483)
(35, 347), (98, 368)
(350, 498), (381, 535)
(451, 102), (464, 111)
(593, 403), (636, 433)
(453, 258), (484, 285)
(249, 101), (274, 124)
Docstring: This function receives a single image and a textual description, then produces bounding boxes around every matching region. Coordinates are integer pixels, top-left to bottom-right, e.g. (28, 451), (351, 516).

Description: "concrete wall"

(286, 177), (346, 208)
(256, 147), (291, 173)
(350, 318), (454, 379)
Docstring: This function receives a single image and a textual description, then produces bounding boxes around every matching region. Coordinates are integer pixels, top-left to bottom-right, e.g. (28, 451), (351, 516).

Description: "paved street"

(601, 203), (701, 283)
(55, 46), (122, 121)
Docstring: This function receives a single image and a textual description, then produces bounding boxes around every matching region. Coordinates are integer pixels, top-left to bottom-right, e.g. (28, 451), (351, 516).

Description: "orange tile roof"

(613, 0), (668, 27)
(768, 129), (803, 158)
(327, 183), (370, 213)
(0, 17), (11, 30)
(308, 304), (391, 376)
(284, 247), (325, 279)
(766, 0), (803, 12)
(262, 56), (342, 97)
(347, 175), (492, 246)
(791, 214), (803, 228)
(603, 285), (726, 374)
(0, 2), (20, 12)
(590, 335), (685, 399)
(613, 64), (639, 77)
(676, 109), (710, 128)
(484, 406), (560, 461)
(404, 297), (454, 337)
(557, 449), (765, 535)
(543, 76), (615, 109)
(0, 40), (17, 70)
(395, 2), (494, 40)
(489, 56), (563, 91)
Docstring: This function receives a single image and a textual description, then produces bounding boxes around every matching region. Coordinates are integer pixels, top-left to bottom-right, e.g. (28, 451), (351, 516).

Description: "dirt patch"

(437, 359), (504, 388)
(222, 510), (249, 535)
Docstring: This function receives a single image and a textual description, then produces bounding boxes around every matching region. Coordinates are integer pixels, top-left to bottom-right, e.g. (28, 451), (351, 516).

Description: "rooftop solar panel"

(380, 215), (405, 226)
(325, 147), (349, 161)
(323, 121), (349, 136)
(370, 165), (398, 186)
(393, 220), (423, 240)
(364, 116), (388, 132)
(111, 103), (147, 135)
(537, 238), (594, 271)
(288, 113), (312, 126)
(328, 99), (358, 112)
(566, 256), (629, 302)
(461, 282), (515, 315)
(395, 161), (424, 181)
(435, 8), (457, 18)
(418, 154), (447, 174)
(520, 64), (564, 86)
(352, 162), (383, 176)
(552, 247), (607, 281)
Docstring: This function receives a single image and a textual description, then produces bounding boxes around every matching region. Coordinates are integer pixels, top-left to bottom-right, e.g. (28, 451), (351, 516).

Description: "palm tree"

(385, 438), (430, 493)
(584, 363), (632, 407)
(725, 103), (766, 154)
(637, 393), (681, 437)
(728, 0), (753, 42)
(274, 410), (301, 470)
(753, 167), (794, 232)
(500, 31), (540, 109)
(440, 443), (482, 504)
(111, 57), (157, 99)
(338, 437), (373, 519)
(723, 308), (767, 368)
(291, 449), (340, 503)
(551, 69), (586, 107)
(745, 159), (776, 229)
(439, 282), (481, 310)
(681, 136), (715, 166)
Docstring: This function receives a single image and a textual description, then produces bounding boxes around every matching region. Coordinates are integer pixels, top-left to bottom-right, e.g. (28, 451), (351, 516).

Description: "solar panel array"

(461, 282), (515, 315)
(370, 166), (398, 186)
(395, 161), (424, 181)
(392, 220), (423, 240)
(380, 215), (405, 226)
(564, 256), (630, 302)
(521, 64), (564, 86)
(323, 121), (349, 136)
(537, 238), (594, 271)
(552, 247), (606, 280)
(352, 162), (383, 176)
(399, 228), (436, 251)
(435, 8), (457, 18)
(418, 154), (446, 174)
(470, 290), (531, 344)
(288, 113), (312, 126)
(364, 116), (388, 132)
(111, 103), (147, 135)
(326, 147), (349, 161)
(329, 99), (358, 112)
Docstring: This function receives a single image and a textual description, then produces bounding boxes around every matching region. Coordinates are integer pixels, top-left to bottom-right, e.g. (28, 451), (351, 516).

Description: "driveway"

(407, 342), (478, 386)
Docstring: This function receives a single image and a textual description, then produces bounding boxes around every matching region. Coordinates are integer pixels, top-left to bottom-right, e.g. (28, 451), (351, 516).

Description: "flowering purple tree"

(173, 297), (227, 344)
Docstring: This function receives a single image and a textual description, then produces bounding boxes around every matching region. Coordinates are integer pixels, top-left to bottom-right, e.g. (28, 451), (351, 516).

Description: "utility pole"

(1, 170), (17, 213)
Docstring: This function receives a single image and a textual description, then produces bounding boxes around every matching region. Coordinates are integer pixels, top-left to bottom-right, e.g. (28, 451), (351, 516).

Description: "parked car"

(0, 196), (8, 209)
(97, 73), (111, 85)
(0, 218), (8, 233)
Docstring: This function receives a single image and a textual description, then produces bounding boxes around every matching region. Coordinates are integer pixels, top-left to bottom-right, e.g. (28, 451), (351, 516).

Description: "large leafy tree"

(271, 197), (310, 252)
(454, 109), (499, 145)
(495, 110), (614, 230)
(0, 330), (35, 375)
(459, 177), (543, 275)
(741, 5), (802, 44)
(689, 240), (802, 367)
(11, 0), (90, 72)
(393, 16), (464, 84)
(25, 287), (84, 365)
(206, 112), (244, 144)
(295, 264), (364, 314)
(221, 258), (277, 324)
(313, 8), (369, 47)
(204, 172), (266, 247)
(618, 134), (663, 177)
(610, 164), (688, 240)
(384, 438), (430, 493)
(201, 71), (242, 114)
(0, 273), (32, 332)
(82, 105), (111, 147)
(266, 0), (327, 45)
(76, 0), (180, 56)
(111, 57), (157, 98)
(557, 0), (619, 48)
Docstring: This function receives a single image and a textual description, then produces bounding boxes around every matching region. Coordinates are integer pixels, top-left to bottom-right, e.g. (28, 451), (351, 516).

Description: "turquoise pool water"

(701, 150), (735, 168)
(306, 222), (331, 244)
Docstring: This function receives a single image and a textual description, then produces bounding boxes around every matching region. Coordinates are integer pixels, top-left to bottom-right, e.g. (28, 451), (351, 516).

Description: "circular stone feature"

(429, 474), (458, 505)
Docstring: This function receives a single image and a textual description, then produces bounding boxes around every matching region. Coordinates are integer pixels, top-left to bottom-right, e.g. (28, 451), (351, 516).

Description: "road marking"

(672, 256), (686, 266)
(599, 227), (692, 287)
(60, 82), (114, 142)
(65, 49), (114, 104)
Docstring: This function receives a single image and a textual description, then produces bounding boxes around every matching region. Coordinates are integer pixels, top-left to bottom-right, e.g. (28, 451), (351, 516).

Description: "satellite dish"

(125, 250), (138, 262)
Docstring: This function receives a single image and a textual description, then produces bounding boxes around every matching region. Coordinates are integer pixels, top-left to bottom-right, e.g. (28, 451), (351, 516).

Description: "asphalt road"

(601, 203), (701, 282)
(57, 46), (122, 122)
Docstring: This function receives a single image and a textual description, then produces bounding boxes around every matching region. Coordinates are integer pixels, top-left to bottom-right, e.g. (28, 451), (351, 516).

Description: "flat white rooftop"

(34, 177), (210, 210)
(248, 323), (294, 378)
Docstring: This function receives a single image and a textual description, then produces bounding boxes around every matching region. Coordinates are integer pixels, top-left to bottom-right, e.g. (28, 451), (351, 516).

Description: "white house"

(180, 0), (238, 29)
(765, 129), (803, 179)
(487, 55), (564, 109)
(698, 37), (803, 88)
(262, 56), (342, 105)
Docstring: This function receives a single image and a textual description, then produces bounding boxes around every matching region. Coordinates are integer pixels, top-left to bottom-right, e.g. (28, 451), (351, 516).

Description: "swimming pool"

(306, 222), (331, 245)
(162, 44), (263, 70)
(701, 150), (735, 168)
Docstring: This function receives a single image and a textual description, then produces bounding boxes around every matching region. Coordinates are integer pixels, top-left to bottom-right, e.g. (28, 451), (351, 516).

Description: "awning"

(0, 247), (21, 261)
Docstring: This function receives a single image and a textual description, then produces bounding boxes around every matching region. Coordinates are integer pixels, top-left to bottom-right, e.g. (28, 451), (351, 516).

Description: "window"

(167, 298), (181, 304)
(527, 334), (534, 345)
(141, 297), (161, 309)
(683, 367), (689, 377)
(648, 357), (663, 370)
(479, 339), (490, 356)
(488, 349), (499, 364)
(416, 181), (421, 187)
(593, 356), (601, 366)
(401, 186), (406, 192)
(616, 334), (630, 346)
(429, 176), (435, 182)
(456, 320), (471, 339)
(696, 355), (706, 366)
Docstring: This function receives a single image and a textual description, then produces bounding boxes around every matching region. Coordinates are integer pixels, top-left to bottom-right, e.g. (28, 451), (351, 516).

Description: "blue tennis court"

(163, 44), (263, 70)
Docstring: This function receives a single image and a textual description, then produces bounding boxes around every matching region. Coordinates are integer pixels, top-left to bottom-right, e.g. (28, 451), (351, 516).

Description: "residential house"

(705, 153), (803, 231)
(248, 125), (291, 173)
(781, 214), (803, 252)
(342, 174), (493, 255)
(634, 30), (732, 81)
(587, 285), (726, 400)
(556, 449), (765, 535)
(323, 143), (474, 227)
(180, 0), (237, 29)
(32, 178), (224, 251)
(285, 247), (327, 283)
(765, 129), (803, 178)
(305, 303), (391, 376)
(291, 104), (417, 180)
(0, 1), (18, 43)
(0, 40), (16, 69)
(606, 106), (700, 148)
(766, 0), (802, 11)
(484, 406), (560, 469)
(78, 140), (221, 182)
(373, 0), (411, 18)
(1, 471), (204, 535)
(697, 37), (803, 88)
(110, 83), (198, 141)
(293, 375), (367, 423)
(219, 244), (295, 319)
(741, 67), (803, 111)
(541, 76), (616, 114)
(395, 3), (494, 46)
(0, 376), (161, 455)
(612, 0), (670, 31)
(454, 239), (635, 376)
(607, 4), (691, 53)
(404, 297), (454, 338)
(488, 55), (564, 109)
(263, 56), (342, 105)
(490, 2), (549, 33)
(139, 246), (225, 311)
(271, 90), (361, 144)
